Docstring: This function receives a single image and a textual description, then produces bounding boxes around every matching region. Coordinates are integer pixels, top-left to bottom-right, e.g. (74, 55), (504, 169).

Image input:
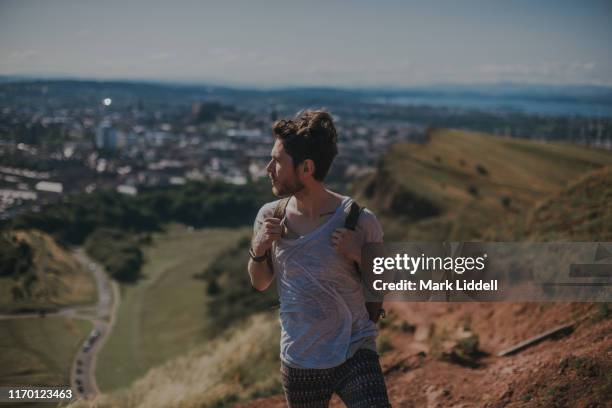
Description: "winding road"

(0, 248), (120, 401)
(69, 249), (120, 401)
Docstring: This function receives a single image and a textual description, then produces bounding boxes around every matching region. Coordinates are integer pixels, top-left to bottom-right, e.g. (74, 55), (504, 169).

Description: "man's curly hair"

(272, 110), (338, 181)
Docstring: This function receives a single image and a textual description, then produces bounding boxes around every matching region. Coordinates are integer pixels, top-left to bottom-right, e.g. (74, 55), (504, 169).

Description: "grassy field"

(357, 128), (612, 240)
(0, 316), (92, 386)
(0, 230), (97, 313)
(95, 224), (250, 392)
(71, 312), (281, 408)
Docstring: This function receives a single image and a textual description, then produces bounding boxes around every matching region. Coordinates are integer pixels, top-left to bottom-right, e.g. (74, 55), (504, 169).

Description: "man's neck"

(292, 184), (341, 220)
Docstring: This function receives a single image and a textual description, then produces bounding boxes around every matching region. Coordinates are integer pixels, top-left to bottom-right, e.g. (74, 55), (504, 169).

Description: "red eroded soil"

(237, 302), (611, 408)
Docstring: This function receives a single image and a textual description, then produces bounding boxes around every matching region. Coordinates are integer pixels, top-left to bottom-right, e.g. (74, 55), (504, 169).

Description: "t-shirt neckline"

(280, 196), (350, 245)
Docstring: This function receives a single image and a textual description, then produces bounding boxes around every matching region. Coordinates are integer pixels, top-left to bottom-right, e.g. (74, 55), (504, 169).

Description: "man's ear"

(302, 159), (315, 178)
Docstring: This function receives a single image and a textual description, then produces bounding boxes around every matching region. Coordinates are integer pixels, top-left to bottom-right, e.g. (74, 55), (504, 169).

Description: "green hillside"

(0, 316), (92, 388)
(95, 224), (251, 392)
(485, 165), (612, 241)
(70, 313), (281, 408)
(0, 230), (97, 313)
(357, 128), (612, 240)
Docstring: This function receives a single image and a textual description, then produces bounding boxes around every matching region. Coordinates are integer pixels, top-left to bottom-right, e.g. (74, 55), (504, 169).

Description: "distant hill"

(355, 128), (612, 241)
(0, 230), (96, 313)
(524, 166), (612, 240)
(485, 165), (612, 241)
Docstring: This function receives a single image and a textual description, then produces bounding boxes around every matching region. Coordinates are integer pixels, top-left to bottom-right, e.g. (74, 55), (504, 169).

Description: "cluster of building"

(0, 95), (425, 219)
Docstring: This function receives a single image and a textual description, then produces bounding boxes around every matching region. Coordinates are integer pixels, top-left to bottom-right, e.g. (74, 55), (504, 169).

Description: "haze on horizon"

(1, 0), (611, 88)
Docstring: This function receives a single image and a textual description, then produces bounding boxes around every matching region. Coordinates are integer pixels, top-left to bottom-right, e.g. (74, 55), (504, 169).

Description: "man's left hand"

(332, 227), (365, 264)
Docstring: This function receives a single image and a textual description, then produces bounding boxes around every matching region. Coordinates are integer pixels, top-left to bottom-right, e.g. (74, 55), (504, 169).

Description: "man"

(248, 110), (391, 408)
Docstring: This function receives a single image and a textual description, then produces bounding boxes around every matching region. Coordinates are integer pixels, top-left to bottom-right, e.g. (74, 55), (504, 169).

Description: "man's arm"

(248, 217), (281, 291)
(248, 257), (274, 291)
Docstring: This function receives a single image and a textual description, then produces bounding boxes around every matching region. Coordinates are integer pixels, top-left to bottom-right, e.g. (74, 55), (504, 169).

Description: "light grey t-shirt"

(253, 196), (384, 369)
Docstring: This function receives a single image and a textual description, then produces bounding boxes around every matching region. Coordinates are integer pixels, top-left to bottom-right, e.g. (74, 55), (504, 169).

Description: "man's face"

(266, 139), (304, 197)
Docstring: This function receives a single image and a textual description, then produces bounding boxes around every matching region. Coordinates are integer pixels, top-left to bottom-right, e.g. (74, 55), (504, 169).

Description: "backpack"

(271, 197), (384, 322)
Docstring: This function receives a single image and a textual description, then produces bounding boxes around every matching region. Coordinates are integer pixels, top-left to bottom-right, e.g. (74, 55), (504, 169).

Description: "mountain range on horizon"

(2, 74), (612, 96)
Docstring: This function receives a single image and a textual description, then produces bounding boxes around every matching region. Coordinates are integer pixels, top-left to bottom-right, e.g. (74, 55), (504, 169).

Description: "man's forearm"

(248, 259), (274, 291)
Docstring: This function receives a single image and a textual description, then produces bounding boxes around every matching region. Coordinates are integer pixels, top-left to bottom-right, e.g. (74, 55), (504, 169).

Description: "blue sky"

(1, 0), (611, 87)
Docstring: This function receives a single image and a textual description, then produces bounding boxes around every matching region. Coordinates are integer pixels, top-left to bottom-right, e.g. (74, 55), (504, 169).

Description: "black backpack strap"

(345, 201), (364, 276)
(346, 201), (384, 322)
(345, 201), (363, 230)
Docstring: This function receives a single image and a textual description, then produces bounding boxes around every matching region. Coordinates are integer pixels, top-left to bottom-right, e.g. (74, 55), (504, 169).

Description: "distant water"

(372, 95), (612, 118)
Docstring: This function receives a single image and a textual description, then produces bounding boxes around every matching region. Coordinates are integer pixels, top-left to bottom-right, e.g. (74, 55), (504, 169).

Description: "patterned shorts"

(281, 349), (391, 408)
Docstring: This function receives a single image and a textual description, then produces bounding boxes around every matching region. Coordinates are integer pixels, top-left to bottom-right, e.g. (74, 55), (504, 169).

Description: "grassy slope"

(358, 128), (612, 240)
(0, 316), (92, 386)
(71, 313), (281, 408)
(486, 165), (612, 241)
(96, 224), (250, 392)
(0, 230), (97, 313)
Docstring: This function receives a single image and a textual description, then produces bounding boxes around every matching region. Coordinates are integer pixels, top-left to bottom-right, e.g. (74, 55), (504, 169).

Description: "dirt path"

(237, 302), (611, 407)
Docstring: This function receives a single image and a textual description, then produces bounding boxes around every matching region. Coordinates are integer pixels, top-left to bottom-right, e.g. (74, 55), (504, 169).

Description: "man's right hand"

(252, 217), (282, 256)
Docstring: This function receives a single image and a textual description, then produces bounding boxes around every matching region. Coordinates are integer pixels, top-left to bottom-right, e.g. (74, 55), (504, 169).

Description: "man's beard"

(271, 174), (304, 197)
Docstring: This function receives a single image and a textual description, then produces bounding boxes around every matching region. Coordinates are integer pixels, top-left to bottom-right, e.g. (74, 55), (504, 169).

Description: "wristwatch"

(249, 247), (268, 262)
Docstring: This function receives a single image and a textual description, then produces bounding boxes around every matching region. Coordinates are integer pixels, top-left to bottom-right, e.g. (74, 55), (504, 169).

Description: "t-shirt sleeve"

(253, 201), (277, 236)
(357, 208), (384, 243)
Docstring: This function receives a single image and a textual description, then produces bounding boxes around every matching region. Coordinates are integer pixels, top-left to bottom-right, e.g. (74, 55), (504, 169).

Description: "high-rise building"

(95, 122), (117, 150)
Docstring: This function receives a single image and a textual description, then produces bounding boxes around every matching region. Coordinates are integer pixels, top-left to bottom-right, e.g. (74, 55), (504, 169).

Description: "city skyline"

(1, 0), (612, 88)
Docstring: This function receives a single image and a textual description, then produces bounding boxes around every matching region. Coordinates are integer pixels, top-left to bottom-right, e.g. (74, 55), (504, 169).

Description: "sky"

(1, 0), (611, 88)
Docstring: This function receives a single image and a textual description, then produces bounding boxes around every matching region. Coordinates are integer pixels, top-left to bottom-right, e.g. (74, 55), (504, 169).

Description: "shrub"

(475, 164), (489, 176)
(0, 234), (33, 277)
(84, 228), (143, 283)
(377, 334), (394, 355)
(200, 236), (278, 331)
